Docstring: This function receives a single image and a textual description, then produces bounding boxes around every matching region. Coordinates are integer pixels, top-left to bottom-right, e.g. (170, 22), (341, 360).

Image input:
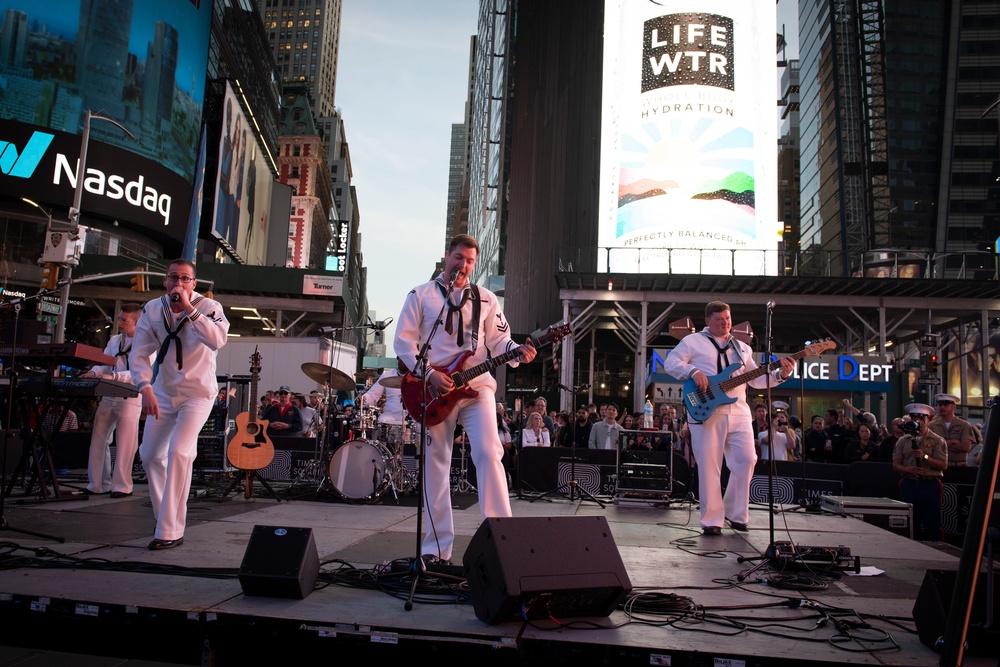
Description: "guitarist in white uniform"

(663, 301), (794, 536)
(394, 234), (537, 563)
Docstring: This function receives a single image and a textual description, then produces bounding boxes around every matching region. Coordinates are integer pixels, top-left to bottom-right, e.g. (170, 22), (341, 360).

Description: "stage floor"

(0, 474), (991, 666)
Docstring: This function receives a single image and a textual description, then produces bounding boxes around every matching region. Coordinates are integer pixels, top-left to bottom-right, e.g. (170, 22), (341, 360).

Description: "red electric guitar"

(400, 323), (572, 427)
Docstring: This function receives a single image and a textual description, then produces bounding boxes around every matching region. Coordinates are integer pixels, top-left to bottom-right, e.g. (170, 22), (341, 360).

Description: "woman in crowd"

(522, 412), (551, 447)
(846, 422), (879, 462)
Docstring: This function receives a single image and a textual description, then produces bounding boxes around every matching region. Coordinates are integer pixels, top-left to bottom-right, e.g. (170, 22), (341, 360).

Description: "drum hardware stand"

(452, 426), (476, 494)
(0, 299), (65, 542)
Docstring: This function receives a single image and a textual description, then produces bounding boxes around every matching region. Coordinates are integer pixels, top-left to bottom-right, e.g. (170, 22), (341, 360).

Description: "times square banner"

(599, 0), (778, 275)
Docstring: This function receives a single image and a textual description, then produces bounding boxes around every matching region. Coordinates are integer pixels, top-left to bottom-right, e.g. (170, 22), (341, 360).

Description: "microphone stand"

(0, 300), (64, 542)
(404, 272), (458, 611)
(737, 302), (781, 580)
(530, 385), (604, 506)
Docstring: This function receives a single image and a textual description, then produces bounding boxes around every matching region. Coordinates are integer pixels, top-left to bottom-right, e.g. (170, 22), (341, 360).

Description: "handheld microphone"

(170, 293), (180, 303)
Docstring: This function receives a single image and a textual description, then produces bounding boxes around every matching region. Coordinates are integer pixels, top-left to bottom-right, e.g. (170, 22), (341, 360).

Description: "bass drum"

(329, 439), (392, 501)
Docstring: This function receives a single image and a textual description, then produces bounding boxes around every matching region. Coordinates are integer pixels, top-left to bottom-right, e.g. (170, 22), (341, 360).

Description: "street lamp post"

(55, 110), (136, 343)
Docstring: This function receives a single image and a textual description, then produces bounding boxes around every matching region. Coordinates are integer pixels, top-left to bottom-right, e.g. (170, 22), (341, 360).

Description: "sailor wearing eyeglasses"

(131, 258), (230, 550)
(892, 403), (948, 541)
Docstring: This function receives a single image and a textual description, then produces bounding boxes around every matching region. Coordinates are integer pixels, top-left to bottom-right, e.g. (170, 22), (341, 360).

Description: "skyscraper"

(256, 0), (342, 120)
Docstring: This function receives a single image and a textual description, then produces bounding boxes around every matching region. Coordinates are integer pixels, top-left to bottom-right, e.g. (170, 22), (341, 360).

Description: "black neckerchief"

(116, 335), (132, 370)
(154, 295), (203, 373)
(436, 279), (481, 351)
(703, 332), (734, 373)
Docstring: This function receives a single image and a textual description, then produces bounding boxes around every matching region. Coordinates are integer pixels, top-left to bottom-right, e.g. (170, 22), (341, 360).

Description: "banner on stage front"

(599, 1), (778, 274)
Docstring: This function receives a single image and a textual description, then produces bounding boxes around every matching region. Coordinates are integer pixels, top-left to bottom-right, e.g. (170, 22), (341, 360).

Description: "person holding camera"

(758, 414), (797, 461)
(892, 403), (948, 541)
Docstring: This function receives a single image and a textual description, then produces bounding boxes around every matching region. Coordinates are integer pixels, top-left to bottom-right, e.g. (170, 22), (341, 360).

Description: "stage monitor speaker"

(462, 516), (632, 624)
(913, 568), (1000, 656)
(238, 525), (319, 599)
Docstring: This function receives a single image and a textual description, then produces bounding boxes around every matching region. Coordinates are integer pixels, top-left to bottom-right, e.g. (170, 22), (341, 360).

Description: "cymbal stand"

(452, 426), (476, 494)
(0, 298), (64, 542)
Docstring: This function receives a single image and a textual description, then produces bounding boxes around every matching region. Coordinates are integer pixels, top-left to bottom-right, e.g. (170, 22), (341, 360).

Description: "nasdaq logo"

(0, 131), (55, 178)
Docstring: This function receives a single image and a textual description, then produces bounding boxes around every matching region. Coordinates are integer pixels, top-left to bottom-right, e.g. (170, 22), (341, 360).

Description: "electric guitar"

(400, 323), (572, 427)
(682, 339), (837, 422)
(226, 349), (275, 470)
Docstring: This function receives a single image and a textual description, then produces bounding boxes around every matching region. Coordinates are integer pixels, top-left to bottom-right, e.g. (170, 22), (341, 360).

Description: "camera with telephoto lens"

(902, 420), (921, 435)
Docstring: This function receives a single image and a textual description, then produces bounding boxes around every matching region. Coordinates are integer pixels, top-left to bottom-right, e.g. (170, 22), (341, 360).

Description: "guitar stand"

(224, 469), (281, 502)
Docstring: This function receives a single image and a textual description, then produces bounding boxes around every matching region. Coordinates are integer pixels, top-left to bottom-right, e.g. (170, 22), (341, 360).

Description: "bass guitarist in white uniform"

(663, 301), (794, 536)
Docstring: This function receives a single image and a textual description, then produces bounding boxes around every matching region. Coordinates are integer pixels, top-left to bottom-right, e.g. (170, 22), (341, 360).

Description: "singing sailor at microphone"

(130, 259), (230, 550)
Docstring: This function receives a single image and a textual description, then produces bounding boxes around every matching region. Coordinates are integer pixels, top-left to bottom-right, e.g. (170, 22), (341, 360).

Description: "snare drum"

(328, 439), (392, 501)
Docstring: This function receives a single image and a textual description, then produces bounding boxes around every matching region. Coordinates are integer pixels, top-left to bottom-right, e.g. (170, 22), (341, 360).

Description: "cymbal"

(300, 362), (355, 391)
(378, 375), (404, 389)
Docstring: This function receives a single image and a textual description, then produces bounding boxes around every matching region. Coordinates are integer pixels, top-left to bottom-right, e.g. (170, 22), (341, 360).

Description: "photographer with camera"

(892, 403), (948, 540)
(758, 413), (797, 461)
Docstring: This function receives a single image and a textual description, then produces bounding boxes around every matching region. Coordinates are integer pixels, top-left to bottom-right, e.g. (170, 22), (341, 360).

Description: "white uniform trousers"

(421, 387), (511, 561)
(140, 395), (214, 541)
(87, 396), (141, 494)
(689, 412), (757, 529)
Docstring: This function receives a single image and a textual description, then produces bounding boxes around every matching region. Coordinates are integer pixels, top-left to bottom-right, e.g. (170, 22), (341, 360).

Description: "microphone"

(446, 266), (460, 289)
(766, 300), (776, 310)
(170, 293), (180, 303)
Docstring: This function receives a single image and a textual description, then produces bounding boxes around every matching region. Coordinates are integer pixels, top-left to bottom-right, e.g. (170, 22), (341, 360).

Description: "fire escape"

(830, 0), (891, 273)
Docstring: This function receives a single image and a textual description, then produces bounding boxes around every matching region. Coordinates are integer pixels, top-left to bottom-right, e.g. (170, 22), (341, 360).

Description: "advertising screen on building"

(211, 81), (275, 267)
(599, 0), (778, 275)
(0, 0), (212, 184)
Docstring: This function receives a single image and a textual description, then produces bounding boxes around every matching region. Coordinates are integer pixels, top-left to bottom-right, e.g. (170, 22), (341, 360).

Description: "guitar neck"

(452, 333), (543, 386)
(717, 348), (810, 393)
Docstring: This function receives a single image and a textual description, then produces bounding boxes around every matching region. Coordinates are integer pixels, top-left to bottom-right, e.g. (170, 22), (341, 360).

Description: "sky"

(336, 0), (478, 348)
(336, 0), (799, 351)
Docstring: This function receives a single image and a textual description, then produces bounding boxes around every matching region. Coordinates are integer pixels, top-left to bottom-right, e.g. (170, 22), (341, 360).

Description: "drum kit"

(296, 362), (419, 503)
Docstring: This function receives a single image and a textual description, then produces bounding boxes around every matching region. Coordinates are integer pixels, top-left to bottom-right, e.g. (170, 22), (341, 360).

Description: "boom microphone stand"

(530, 384), (604, 506)
(0, 298), (64, 542)
(404, 270), (458, 611)
(737, 301), (781, 580)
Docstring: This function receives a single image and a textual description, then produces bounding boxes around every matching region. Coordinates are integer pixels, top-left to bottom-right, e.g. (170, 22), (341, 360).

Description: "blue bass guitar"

(682, 340), (836, 422)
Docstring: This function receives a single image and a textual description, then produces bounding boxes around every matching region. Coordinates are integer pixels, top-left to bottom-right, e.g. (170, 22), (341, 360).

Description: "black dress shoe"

(728, 521), (750, 532)
(109, 491), (133, 498)
(702, 526), (722, 536)
(82, 489), (109, 495)
(148, 537), (184, 550)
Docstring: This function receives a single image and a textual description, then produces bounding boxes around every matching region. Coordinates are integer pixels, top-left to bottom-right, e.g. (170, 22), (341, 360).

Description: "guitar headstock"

(249, 349), (262, 375)
(538, 323), (572, 346)
(804, 339), (837, 356)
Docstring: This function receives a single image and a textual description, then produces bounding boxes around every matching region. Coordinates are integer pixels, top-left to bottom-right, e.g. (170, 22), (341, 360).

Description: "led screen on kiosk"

(599, 0), (778, 275)
(211, 81), (274, 267)
(0, 0), (212, 185)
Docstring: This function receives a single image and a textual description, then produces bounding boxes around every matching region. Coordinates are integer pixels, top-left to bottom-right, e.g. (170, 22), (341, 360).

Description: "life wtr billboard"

(599, 1), (778, 275)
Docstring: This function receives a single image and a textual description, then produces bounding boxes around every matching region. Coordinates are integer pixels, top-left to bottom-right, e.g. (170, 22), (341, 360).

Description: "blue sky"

(337, 0), (477, 344)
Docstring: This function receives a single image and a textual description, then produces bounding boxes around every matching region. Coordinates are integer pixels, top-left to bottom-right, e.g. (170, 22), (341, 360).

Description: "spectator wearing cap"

(892, 403), (948, 540)
(927, 393), (975, 467)
(262, 385), (303, 436)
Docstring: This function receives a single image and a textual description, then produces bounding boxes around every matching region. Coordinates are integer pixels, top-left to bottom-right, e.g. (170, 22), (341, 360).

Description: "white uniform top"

(90, 333), (137, 385)
(363, 369), (405, 423)
(662, 328), (787, 419)
(131, 293), (230, 400)
(393, 275), (521, 392)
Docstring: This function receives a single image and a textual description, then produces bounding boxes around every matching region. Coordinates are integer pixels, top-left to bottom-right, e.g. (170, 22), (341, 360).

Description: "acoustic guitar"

(400, 323), (572, 427)
(226, 349), (275, 470)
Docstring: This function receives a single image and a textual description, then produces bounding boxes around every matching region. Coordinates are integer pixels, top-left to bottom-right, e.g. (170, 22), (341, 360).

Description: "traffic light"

(925, 353), (939, 374)
(130, 267), (147, 293)
(39, 263), (59, 290)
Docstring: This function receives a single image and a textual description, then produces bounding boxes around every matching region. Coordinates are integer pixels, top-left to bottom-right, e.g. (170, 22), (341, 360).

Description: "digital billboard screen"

(211, 80), (275, 266)
(599, 0), (778, 275)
